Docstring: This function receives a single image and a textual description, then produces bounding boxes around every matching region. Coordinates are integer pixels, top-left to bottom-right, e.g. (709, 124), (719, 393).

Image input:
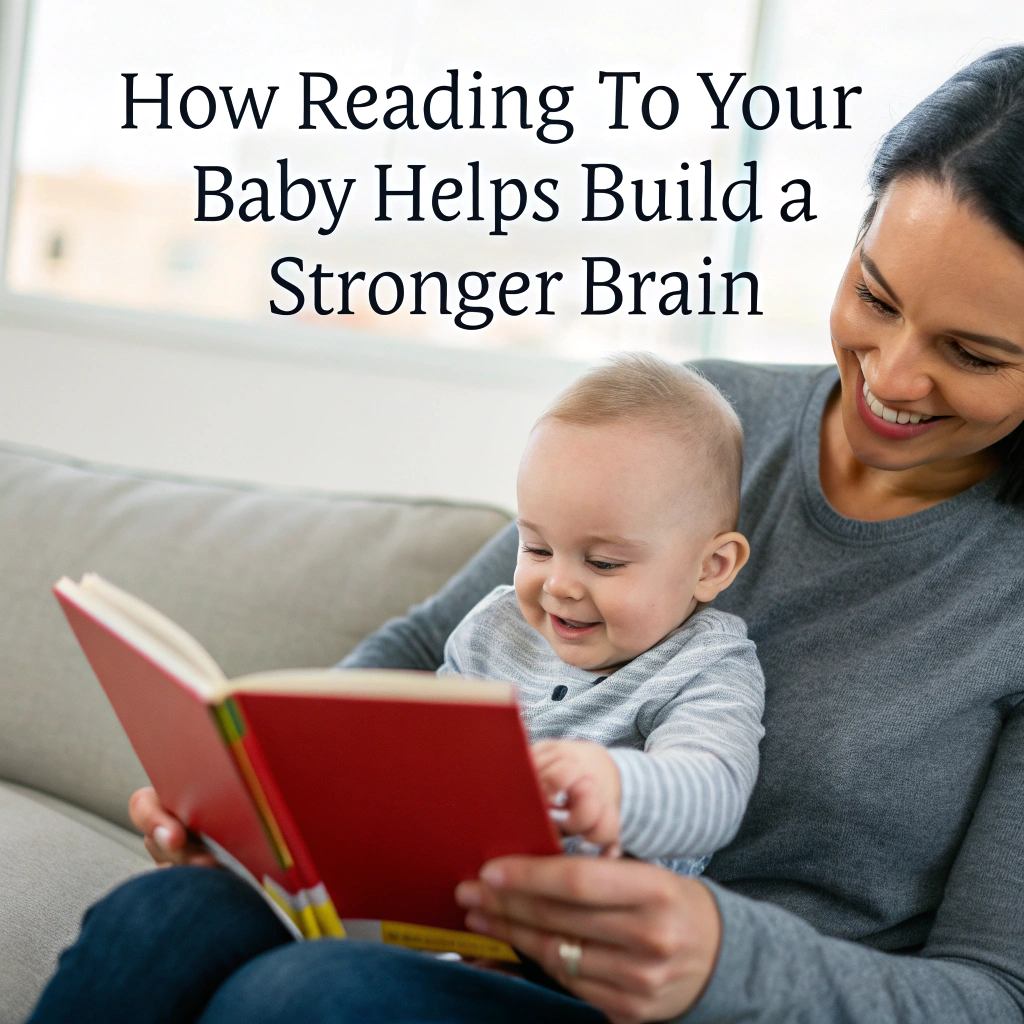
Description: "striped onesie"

(438, 585), (765, 874)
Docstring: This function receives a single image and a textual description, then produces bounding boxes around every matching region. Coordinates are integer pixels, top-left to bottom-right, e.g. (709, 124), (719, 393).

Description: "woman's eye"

(852, 280), (1004, 372)
(944, 339), (1001, 372)
(854, 281), (899, 318)
(588, 560), (625, 571)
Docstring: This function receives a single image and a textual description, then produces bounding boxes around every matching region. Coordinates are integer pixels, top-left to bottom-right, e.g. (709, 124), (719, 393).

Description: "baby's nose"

(543, 568), (585, 600)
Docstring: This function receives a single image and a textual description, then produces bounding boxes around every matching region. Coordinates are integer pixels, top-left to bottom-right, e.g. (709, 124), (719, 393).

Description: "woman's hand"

(128, 786), (217, 867)
(455, 855), (721, 1024)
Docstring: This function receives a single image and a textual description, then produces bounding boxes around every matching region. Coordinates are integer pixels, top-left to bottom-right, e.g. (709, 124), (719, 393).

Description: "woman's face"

(830, 176), (1024, 473)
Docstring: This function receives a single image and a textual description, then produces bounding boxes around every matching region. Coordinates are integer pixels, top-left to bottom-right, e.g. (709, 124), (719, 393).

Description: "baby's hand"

(531, 739), (623, 856)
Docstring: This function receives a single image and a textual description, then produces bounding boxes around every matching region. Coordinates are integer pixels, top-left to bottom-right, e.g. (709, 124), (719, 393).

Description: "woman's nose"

(862, 328), (934, 403)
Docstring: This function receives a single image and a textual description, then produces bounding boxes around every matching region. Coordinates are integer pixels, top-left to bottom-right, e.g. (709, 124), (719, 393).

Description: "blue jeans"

(29, 866), (607, 1024)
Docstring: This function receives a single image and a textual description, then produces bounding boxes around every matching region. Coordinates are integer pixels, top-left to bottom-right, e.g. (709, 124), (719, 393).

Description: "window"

(4, 1), (1024, 366)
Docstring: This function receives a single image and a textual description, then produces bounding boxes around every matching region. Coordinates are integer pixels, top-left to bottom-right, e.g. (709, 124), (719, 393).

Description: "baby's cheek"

(603, 591), (667, 653)
(599, 594), (643, 643)
(514, 569), (546, 629)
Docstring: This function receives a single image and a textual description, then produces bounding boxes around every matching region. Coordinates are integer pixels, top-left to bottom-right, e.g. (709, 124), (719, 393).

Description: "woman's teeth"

(862, 381), (934, 425)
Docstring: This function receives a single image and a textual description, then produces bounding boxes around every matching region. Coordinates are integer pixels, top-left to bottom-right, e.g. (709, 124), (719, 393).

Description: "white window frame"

(0, 0), (772, 386)
(0, 0), (600, 389)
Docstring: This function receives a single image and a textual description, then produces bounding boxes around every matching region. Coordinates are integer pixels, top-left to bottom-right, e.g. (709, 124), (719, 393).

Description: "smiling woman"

(820, 45), (1024, 519)
(822, 179), (1024, 519)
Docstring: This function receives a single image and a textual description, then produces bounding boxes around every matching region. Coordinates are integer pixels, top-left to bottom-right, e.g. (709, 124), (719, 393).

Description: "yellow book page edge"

(379, 921), (520, 962)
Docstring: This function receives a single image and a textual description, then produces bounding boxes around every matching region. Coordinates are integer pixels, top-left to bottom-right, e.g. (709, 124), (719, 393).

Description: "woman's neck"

(818, 387), (1000, 521)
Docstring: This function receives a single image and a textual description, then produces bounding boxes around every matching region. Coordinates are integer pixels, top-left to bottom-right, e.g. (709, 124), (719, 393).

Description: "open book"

(54, 574), (560, 960)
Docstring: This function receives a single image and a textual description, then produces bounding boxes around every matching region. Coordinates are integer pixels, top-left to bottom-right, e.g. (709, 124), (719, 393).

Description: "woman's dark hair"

(862, 45), (1024, 506)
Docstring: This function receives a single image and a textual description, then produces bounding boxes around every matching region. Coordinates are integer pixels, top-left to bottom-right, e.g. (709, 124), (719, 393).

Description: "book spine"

(211, 699), (345, 939)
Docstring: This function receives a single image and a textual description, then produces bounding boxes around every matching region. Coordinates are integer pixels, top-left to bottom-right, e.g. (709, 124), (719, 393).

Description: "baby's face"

(514, 417), (718, 672)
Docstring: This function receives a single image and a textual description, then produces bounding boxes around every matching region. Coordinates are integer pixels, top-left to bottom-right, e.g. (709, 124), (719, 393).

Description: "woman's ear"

(692, 531), (751, 603)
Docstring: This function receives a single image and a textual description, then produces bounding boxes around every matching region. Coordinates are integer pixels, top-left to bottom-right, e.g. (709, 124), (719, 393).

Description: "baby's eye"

(522, 545), (551, 558)
(588, 559), (625, 571)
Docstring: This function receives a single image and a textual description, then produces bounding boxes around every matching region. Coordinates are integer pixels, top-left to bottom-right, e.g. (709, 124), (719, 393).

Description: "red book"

(54, 574), (560, 959)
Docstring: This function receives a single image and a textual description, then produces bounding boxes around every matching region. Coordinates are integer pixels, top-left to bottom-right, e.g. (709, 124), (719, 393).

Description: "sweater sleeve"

(679, 698), (1024, 1023)
(337, 520), (519, 671)
(608, 630), (765, 861)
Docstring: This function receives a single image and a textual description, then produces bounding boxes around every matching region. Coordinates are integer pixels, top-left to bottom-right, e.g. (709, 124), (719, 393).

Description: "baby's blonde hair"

(538, 352), (743, 529)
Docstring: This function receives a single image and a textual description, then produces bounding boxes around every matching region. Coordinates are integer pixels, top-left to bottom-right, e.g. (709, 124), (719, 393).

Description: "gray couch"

(0, 441), (510, 1023)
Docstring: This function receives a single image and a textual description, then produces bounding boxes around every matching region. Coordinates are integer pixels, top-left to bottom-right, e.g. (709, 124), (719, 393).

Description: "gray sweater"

(439, 585), (765, 863)
(341, 361), (1024, 1023)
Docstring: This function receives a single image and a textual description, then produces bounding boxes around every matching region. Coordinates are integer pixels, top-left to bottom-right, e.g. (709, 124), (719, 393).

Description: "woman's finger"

(128, 786), (162, 832)
(457, 860), (716, 958)
(459, 882), (672, 952)
(143, 833), (218, 867)
(560, 976), (662, 1024)
(129, 786), (215, 866)
(477, 853), (679, 909)
(130, 787), (186, 861)
(462, 882), (722, 1024)
(143, 836), (172, 866)
(465, 910), (666, 994)
(129, 787), (183, 840)
(464, 908), (701, 1024)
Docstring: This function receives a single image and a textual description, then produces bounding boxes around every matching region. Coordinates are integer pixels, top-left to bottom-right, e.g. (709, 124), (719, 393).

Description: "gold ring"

(558, 937), (583, 978)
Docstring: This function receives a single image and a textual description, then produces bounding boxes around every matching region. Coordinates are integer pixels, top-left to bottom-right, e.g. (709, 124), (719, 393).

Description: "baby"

(439, 353), (765, 872)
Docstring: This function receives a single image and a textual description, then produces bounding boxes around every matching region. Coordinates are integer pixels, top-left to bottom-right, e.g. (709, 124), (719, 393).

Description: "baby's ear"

(693, 531), (751, 602)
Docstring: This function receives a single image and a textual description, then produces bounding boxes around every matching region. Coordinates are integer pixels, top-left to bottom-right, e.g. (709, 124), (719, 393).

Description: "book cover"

(54, 574), (560, 958)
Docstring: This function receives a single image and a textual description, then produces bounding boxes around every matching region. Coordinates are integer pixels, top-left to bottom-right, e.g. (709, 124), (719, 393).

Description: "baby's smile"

(548, 613), (602, 640)
(507, 353), (749, 673)
(512, 416), (746, 671)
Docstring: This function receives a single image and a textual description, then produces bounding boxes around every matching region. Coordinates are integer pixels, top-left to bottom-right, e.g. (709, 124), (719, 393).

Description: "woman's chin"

(840, 399), (939, 472)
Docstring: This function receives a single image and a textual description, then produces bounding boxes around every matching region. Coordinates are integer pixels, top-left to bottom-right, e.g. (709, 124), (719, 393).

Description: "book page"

(54, 575), (226, 700)
(79, 574), (226, 684)
(228, 668), (514, 704)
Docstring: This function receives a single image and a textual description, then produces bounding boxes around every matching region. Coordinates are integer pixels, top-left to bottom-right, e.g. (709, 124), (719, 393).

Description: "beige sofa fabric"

(2, 781), (147, 859)
(0, 782), (151, 1024)
(0, 443), (510, 831)
(0, 442), (510, 1022)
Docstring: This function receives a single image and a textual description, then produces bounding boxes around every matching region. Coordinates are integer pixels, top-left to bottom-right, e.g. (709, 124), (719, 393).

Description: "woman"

(31, 46), (1024, 1024)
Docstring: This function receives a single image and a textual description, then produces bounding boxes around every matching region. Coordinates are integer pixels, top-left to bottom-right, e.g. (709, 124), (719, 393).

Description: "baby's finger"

(582, 808), (623, 850)
(531, 744), (570, 778)
(558, 775), (606, 836)
(530, 739), (561, 759)
(536, 761), (586, 803)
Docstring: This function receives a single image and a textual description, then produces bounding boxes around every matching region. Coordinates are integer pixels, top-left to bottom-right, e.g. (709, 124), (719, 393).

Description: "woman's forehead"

(864, 177), (1024, 337)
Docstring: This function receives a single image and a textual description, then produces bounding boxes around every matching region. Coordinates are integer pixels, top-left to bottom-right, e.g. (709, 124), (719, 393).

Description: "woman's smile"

(855, 367), (945, 440)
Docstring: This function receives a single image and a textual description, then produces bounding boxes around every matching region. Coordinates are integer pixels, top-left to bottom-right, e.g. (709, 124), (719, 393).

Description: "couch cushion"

(0, 443), (510, 829)
(2, 781), (147, 859)
(0, 781), (151, 1024)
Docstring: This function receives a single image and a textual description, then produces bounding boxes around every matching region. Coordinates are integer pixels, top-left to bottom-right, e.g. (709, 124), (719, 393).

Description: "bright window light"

(5, 1), (1024, 365)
